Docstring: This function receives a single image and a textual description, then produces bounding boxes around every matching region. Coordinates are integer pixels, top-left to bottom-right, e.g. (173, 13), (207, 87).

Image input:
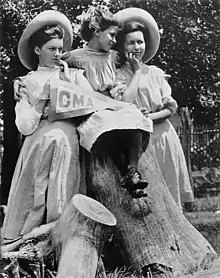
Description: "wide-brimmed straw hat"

(18, 10), (73, 70)
(115, 8), (160, 63)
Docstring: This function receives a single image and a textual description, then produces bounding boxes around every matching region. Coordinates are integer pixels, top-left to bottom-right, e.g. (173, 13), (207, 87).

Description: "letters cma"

(58, 90), (94, 108)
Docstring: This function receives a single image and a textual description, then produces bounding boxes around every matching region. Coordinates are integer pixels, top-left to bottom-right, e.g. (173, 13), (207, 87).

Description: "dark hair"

(30, 24), (64, 49)
(80, 10), (120, 42)
(29, 24), (64, 70)
(120, 21), (145, 39)
(115, 21), (146, 67)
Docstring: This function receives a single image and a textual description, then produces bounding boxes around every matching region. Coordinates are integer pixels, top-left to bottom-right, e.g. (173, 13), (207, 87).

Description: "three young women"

(3, 8), (153, 241)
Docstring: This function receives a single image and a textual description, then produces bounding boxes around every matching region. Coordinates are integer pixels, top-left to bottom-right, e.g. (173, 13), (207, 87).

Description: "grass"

(104, 194), (220, 277)
(185, 210), (220, 255)
(184, 194), (220, 255)
(105, 267), (141, 278)
(47, 267), (142, 278)
(102, 195), (220, 278)
(2, 195), (220, 278)
(191, 195), (220, 212)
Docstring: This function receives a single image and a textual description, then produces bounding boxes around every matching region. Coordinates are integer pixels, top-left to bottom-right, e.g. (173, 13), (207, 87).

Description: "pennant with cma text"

(46, 78), (134, 121)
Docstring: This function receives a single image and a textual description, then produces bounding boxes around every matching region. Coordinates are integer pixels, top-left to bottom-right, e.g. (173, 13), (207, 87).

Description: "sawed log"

(1, 194), (116, 278)
(53, 194), (116, 278)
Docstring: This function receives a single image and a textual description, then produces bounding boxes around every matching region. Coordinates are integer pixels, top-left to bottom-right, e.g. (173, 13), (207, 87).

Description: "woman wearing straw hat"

(113, 8), (194, 211)
(2, 10), (91, 241)
(57, 7), (156, 199)
(55, 7), (214, 277)
(3, 8), (155, 242)
(62, 6), (179, 275)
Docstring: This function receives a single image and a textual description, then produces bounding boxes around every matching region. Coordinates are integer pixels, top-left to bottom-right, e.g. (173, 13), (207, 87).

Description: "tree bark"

(1, 194), (115, 278)
(85, 140), (217, 277)
(54, 194), (116, 278)
(1, 222), (56, 277)
(1, 143), (217, 278)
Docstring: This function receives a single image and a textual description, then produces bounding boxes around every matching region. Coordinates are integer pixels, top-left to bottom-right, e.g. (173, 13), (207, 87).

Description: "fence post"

(179, 107), (194, 195)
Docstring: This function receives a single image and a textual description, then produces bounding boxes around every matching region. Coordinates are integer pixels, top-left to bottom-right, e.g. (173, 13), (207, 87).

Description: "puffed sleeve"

(14, 77), (42, 136)
(15, 100), (42, 136)
(155, 67), (178, 115)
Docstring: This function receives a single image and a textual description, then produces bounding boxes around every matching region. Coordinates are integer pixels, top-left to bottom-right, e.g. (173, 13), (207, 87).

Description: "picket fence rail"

(176, 124), (220, 170)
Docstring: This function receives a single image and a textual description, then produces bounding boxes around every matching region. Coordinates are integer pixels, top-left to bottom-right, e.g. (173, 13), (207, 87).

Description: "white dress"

(2, 67), (89, 240)
(64, 46), (153, 152)
(115, 64), (194, 209)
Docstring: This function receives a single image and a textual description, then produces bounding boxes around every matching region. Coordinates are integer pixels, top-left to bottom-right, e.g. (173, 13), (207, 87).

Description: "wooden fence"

(176, 124), (220, 170)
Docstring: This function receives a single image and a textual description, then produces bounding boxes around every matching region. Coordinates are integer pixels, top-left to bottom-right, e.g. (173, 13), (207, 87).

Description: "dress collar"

(84, 45), (111, 57)
(37, 66), (60, 72)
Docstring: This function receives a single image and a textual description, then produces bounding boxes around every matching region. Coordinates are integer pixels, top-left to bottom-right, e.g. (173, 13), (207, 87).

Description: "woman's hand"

(140, 107), (150, 117)
(42, 105), (49, 118)
(33, 80), (51, 113)
(125, 52), (142, 73)
(58, 60), (72, 83)
(140, 108), (167, 123)
(148, 109), (172, 123)
(61, 51), (70, 61)
(120, 53), (142, 103)
(14, 78), (27, 101)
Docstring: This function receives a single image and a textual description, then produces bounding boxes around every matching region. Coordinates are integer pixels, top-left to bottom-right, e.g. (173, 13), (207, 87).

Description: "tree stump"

(0, 143), (217, 278)
(53, 194), (116, 278)
(85, 140), (217, 277)
(0, 194), (116, 278)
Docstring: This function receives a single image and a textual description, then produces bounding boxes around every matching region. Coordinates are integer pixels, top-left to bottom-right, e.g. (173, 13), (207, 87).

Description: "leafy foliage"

(109, 0), (220, 124)
(0, 0), (219, 124)
(0, 0), (93, 80)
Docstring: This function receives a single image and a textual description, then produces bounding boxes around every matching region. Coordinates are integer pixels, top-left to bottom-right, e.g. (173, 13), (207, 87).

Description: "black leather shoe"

(130, 189), (148, 199)
(121, 167), (148, 190)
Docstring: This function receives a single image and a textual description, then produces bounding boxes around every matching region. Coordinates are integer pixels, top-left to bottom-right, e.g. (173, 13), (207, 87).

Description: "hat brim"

(18, 10), (73, 70)
(115, 8), (160, 63)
